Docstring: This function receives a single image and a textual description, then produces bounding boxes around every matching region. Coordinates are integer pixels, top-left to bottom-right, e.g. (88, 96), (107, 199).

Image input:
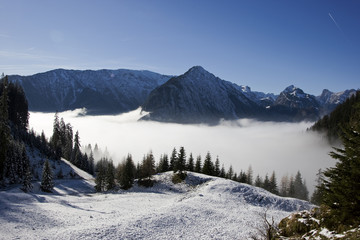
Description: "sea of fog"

(29, 108), (335, 194)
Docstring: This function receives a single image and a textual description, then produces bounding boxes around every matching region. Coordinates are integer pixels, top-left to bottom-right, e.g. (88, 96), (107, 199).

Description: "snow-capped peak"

(240, 85), (251, 93)
(284, 85), (297, 93)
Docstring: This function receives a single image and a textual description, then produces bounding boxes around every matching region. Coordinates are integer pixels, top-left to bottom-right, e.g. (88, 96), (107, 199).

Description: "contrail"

(328, 12), (343, 33)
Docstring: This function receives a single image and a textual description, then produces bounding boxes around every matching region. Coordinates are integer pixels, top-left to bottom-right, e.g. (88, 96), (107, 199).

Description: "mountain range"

(9, 66), (357, 123)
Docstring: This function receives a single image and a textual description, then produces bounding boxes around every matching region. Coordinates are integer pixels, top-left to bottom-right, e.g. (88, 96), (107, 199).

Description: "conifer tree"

(293, 171), (308, 201)
(219, 164), (226, 178)
(21, 165), (33, 193)
(269, 171), (279, 195)
(202, 152), (214, 176)
(321, 120), (360, 224)
(50, 112), (62, 159)
(174, 147), (186, 173)
(105, 160), (115, 190)
(263, 174), (271, 191)
(118, 154), (135, 190)
(157, 154), (169, 173)
(238, 170), (247, 183)
(95, 159), (106, 192)
(72, 130), (81, 165)
(214, 156), (220, 177)
(311, 169), (325, 205)
(140, 151), (156, 179)
(194, 155), (202, 173)
(40, 159), (54, 192)
(226, 165), (234, 179)
(169, 148), (177, 171)
(255, 175), (263, 187)
(187, 153), (194, 172)
(88, 151), (95, 175)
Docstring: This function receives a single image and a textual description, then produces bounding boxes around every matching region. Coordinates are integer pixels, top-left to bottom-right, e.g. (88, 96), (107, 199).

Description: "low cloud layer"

(29, 108), (335, 193)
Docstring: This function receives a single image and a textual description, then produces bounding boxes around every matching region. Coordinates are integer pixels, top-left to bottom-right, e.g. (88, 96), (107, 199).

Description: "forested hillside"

(309, 90), (360, 142)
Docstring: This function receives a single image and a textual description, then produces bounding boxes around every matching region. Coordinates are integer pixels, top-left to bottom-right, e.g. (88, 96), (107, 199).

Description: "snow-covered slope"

(9, 69), (171, 114)
(0, 172), (313, 239)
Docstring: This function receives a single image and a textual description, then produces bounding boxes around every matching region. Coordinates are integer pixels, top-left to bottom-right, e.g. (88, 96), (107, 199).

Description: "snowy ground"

(0, 168), (313, 239)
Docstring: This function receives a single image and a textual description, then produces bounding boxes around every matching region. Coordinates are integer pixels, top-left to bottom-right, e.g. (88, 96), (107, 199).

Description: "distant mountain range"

(9, 69), (171, 114)
(9, 66), (357, 123)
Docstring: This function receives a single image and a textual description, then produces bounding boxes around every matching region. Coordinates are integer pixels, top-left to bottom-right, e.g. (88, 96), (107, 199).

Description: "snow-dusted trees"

(41, 159), (54, 192)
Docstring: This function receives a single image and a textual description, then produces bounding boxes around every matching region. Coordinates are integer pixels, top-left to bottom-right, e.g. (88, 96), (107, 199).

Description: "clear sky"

(1, 0), (359, 94)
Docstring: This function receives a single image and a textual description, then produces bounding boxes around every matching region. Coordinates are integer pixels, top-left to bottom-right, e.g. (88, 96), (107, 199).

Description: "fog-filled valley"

(29, 108), (334, 193)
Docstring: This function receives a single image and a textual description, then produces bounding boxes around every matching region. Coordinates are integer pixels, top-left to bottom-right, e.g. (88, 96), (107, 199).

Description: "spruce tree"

(226, 165), (234, 179)
(293, 171), (308, 201)
(187, 153), (194, 172)
(202, 152), (214, 176)
(40, 159), (54, 192)
(105, 160), (115, 190)
(263, 174), (271, 192)
(169, 148), (177, 171)
(255, 175), (263, 188)
(311, 169), (325, 205)
(321, 120), (360, 225)
(21, 165), (33, 193)
(214, 156), (220, 177)
(269, 171), (279, 195)
(95, 159), (106, 192)
(194, 155), (202, 173)
(238, 170), (247, 183)
(157, 154), (169, 173)
(50, 112), (61, 159)
(175, 147), (186, 173)
(219, 164), (226, 178)
(140, 152), (155, 179)
(118, 154), (135, 190)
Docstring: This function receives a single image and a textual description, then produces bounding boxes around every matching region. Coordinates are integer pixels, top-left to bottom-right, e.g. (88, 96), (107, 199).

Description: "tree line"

(94, 146), (309, 201)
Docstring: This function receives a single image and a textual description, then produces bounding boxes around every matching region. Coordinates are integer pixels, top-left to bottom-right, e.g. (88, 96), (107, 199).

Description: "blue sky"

(1, 0), (359, 94)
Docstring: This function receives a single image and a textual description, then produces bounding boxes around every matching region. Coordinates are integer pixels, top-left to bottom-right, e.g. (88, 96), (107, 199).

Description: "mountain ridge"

(8, 66), (357, 123)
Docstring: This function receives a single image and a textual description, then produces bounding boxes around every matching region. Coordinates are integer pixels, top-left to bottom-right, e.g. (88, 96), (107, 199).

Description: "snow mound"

(0, 171), (313, 239)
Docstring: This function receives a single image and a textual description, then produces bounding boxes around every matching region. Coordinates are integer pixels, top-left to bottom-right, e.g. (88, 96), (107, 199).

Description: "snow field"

(0, 172), (312, 239)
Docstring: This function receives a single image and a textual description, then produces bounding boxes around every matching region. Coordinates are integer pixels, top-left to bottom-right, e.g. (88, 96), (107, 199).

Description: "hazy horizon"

(29, 108), (335, 194)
